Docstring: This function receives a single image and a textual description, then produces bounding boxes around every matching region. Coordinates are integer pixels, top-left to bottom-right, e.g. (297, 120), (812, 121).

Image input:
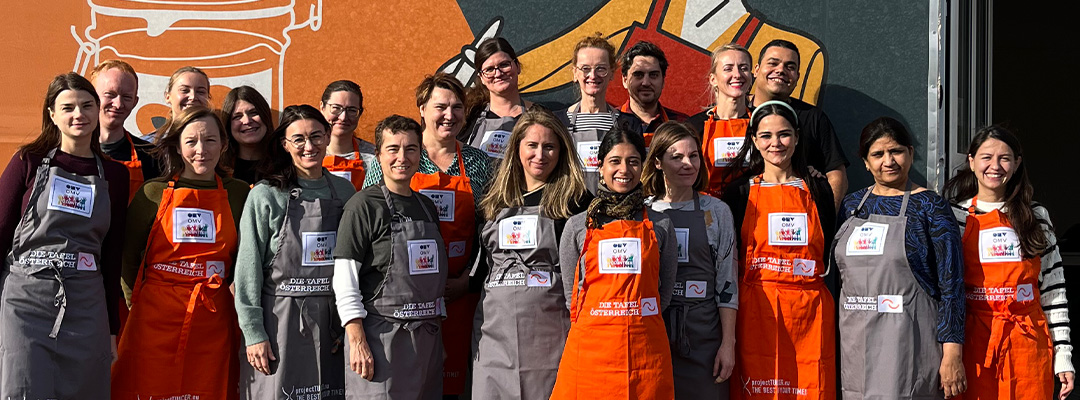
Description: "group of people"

(0, 30), (1072, 400)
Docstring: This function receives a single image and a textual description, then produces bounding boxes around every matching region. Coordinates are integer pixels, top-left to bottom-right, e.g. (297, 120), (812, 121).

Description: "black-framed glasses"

(575, 64), (610, 78)
(480, 61), (515, 78)
(326, 103), (362, 118)
(286, 134), (327, 148)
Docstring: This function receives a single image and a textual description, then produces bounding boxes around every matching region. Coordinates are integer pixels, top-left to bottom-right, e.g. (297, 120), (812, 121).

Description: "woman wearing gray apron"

(235, 105), (356, 399)
(642, 121), (738, 399)
(459, 37), (533, 160)
(834, 117), (966, 399)
(0, 73), (129, 398)
(333, 115), (448, 400)
(472, 107), (590, 399)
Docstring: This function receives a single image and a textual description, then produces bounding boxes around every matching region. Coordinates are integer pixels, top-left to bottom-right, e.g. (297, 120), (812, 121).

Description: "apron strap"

(380, 184), (437, 222)
(571, 226), (594, 323)
(693, 192), (702, 212)
(175, 274), (223, 364)
(323, 172), (339, 201)
(898, 180), (912, 216)
(49, 269), (68, 338)
(126, 133), (140, 162)
(968, 195), (980, 215)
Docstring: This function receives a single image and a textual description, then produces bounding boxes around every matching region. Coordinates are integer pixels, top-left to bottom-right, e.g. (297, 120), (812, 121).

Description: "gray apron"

(345, 185), (448, 400)
(568, 105), (617, 194)
(472, 205), (569, 400)
(834, 186), (943, 400)
(0, 148), (112, 398)
(242, 175), (346, 399)
(660, 194), (726, 399)
(464, 103), (521, 160)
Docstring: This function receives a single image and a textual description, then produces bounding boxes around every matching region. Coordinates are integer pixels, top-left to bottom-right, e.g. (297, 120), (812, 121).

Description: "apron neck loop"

(692, 192), (702, 212)
(968, 195), (979, 215)
(126, 133), (140, 161)
(898, 180), (912, 216)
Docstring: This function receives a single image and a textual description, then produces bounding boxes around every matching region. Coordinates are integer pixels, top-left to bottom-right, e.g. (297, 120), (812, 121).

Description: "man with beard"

(619, 41), (688, 140)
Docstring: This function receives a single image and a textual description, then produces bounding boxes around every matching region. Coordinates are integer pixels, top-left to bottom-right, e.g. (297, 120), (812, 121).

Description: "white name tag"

(712, 137), (744, 167)
(979, 227), (1022, 263)
(846, 222), (888, 256)
(1016, 283), (1035, 302)
(674, 228), (690, 263)
(419, 189), (455, 222)
(47, 175), (94, 218)
(793, 258), (816, 276)
(77, 252), (97, 271)
(598, 238), (642, 274)
(767, 213), (808, 246)
(577, 141), (601, 172)
(328, 170), (352, 181)
(499, 215), (539, 249)
(526, 270), (552, 287)
(877, 295), (903, 313)
(407, 239), (440, 275)
(206, 261), (226, 278)
(301, 231), (336, 266)
(640, 297), (659, 316)
(173, 207), (216, 243)
(480, 130), (511, 158)
(685, 280), (707, 298)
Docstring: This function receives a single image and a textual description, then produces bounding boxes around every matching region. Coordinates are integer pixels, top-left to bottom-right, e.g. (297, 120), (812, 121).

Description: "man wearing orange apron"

(698, 112), (749, 198)
(409, 147), (478, 396)
(733, 178), (835, 399)
(323, 137), (367, 190)
(112, 177), (239, 400)
(959, 197), (1053, 399)
(552, 210), (675, 399)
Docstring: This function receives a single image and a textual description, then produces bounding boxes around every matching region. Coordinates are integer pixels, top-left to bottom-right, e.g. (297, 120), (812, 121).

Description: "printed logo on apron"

(674, 227), (690, 263)
(499, 215), (539, 249)
(526, 270), (553, 287)
(846, 222), (888, 256)
(842, 296), (878, 311)
(77, 252), (97, 271)
(640, 297), (659, 316)
(205, 260), (226, 278)
(407, 239), (441, 275)
(47, 175), (95, 218)
(767, 212), (808, 246)
(598, 238), (642, 274)
(328, 170), (352, 181)
(1016, 283), (1035, 302)
(684, 280), (707, 299)
(301, 231), (336, 267)
(448, 241), (467, 258)
(877, 295), (904, 313)
(792, 258), (816, 276)
(577, 141), (601, 172)
(480, 130), (511, 158)
(978, 227), (1022, 263)
(419, 189), (455, 222)
(712, 137), (744, 167)
(173, 207), (217, 243)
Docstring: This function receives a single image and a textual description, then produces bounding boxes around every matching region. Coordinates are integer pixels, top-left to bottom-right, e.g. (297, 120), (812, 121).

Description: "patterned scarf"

(586, 184), (645, 228)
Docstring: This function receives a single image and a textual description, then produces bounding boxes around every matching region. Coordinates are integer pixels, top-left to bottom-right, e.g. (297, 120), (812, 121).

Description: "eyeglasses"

(286, 134), (327, 148)
(575, 64), (610, 78)
(480, 61), (515, 78)
(326, 104), (362, 118)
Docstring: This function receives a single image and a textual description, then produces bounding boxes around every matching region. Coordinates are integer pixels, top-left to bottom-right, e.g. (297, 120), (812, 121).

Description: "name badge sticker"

(1016, 283), (1035, 302)
(685, 280), (707, 298)
(419, 189), (456, 222)
(577, 141), (601, 172)
(301, 231), (336, 266)
(792, 258), (816, 277)
(480, 130), (511, 158)
(598, 238), (642, 274)
(877, 295), (904, 313)
(713, 137), (745, 167)
(77, 252), (97, 271)
(526, 270), (552, 287)
(640, 297), (659, 316)
(206, 261), (226, 278)
(499, 215), (539, 249)
(674, 228), (690, 263)
(448, 241), (467, 258)
(979, 227), (1022, 263)
(173, 208), (216, 244)
(847, 222), (889, 256)
(47, 175), (95, 218)
(328, 170), (352, 181)
(407, 239), (440, 275)
(767, 213), (809, 246)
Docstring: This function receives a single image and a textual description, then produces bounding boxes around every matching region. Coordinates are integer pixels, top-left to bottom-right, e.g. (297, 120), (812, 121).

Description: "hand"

(939, 343), (966, 398)
(246, 340), (277, 375)
(345, 320), (375, 380)
(1060, 371), (1075, 400)
(110, 335), (118, 364)
(444, 274), (470, 304)
(714, 339), (735, 383)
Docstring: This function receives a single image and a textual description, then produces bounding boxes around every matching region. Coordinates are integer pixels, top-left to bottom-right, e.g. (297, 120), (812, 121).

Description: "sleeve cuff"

(1055, 345), (1075, 374)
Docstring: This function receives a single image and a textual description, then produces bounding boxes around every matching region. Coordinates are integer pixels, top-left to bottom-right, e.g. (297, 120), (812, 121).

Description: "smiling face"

(378, 129), (422, 185)
(622, 55), (665, 107)
(518, 123), (560, 185)
(320, 90), (361, 139)
(230, 100), (266, 148)
(655, 137), (701, 191)
(968, 138), (1019, 200)
(177, 116), (224, 180)
(165, 72), (210, 116)
(50, 89), (99, 143)
(752, 114), (798, 170)
(573, 47), (612, 98)
(419, 87), (465, 141)
(864, 136), (913, 189)
(709, 50), (753, 102)
(283, 119), (327, 178)
(600, 142), (643, 193)
(93, 67), (138, 131)
(754, 46), (800, 98)
(480, 51), (520, 96)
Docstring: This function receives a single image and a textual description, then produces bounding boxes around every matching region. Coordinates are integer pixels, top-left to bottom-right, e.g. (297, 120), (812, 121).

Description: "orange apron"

(958, 197), (1053, 399)
(733, 179), (835, 399)
(111, 176), (240, 400)
(619, 101), (673, 147)
(700, 111), (749, 197)
(322, 137), (367, 190)
(551, 210), (675, 399)
(409, 145), (478, 395)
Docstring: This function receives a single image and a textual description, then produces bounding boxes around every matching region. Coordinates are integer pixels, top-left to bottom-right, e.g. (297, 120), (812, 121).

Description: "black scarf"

(586, 184), (645, 228)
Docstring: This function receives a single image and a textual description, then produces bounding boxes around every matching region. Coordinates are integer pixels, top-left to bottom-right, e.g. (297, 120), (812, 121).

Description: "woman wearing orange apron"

(553, 125), (678, 399)
(721, 101), (836, 400)
(689, 43), (753, 198)
(222, 85), (274, 185)
(321, 80), (374, 190)
(113, 107), (250, 400)
(943, 126), (1074, 399)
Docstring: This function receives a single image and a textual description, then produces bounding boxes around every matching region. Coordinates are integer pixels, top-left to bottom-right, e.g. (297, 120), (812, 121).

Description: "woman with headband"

(688, 43), (753, 198)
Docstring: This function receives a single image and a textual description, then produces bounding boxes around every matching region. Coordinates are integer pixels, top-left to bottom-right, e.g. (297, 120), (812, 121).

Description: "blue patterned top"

(838, 188), (965, 344)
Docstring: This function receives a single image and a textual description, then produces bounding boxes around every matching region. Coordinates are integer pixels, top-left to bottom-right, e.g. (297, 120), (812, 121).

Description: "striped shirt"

(567, 111), (617, 133)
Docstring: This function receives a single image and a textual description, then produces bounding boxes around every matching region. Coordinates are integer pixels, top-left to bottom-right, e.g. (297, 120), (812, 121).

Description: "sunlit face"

(50, 89), (99, 142)
(283, 119), (327, 177)
(518, 124), (560, 184)
(177, 116), (224, 180)
(752, 114), (797, 169)
(93, 68), (138, 131)
(165, 72), (210, 116)
(600, 142), (642, 193)
(709, 50), (753, 101)
(573, 47), (612, 98)
(230, 100), (266, 148)
(378, 129), (422, 184)
(480, 51), (520, 95)
(320, 91), (362, 139)
(863, 136), (913, 188)
(754, 46), (800, 97)
(622, 55), (665, 107)
(968, 138), (1019, 198)
(655, 138), (701, 190)
(419, 87), (465, 140)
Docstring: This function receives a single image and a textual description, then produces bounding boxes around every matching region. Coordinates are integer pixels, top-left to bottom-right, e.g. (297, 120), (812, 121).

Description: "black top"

(232, 158), (260, 186)
(101, 133), (161, 180)
(748, 98), (850, 172)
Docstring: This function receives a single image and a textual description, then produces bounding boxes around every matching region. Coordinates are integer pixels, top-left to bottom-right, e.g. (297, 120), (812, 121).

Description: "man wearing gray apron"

(0, 149), (112, 398)
(462, 103), (522, 160)
(245, 176), (346, 399)
(473, 205), (569, 399)
(556, 105), (644, 194)
(344, 185), (449, 400)
(660, 193), (726, 399)
(834, 187), (943, 399)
